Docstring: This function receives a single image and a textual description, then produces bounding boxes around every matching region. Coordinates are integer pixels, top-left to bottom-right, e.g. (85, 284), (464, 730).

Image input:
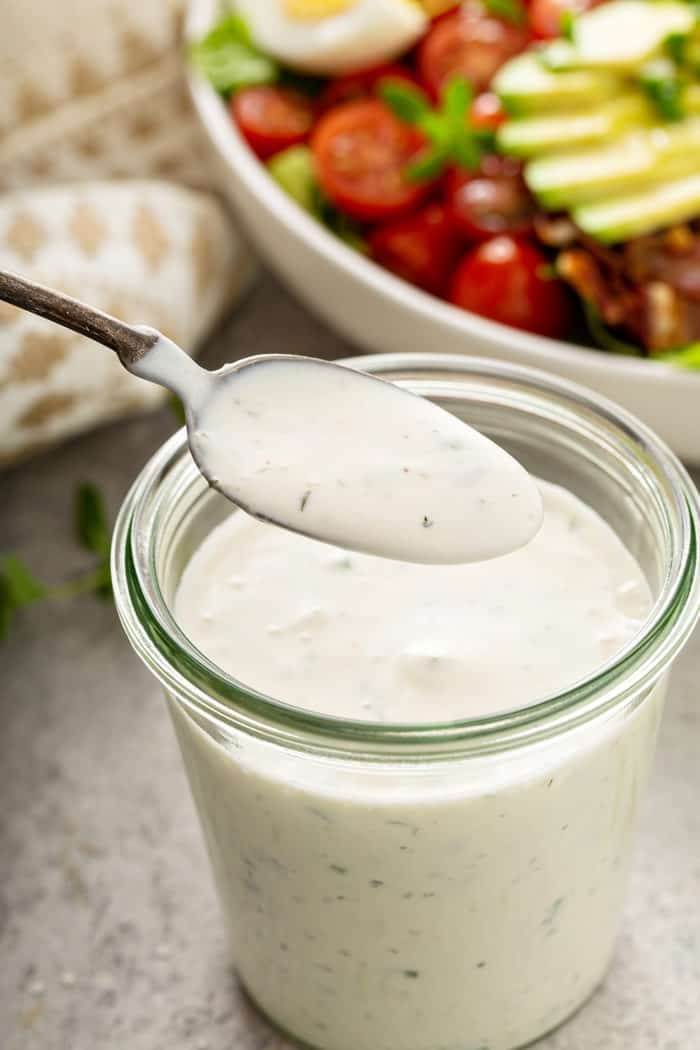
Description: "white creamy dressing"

(187, 356), (543, 564)
(169, 678), (665, 1050)
(175, 481), (650, 721)
(130, 337), (542, 562)
(166, 361), (659, 1050)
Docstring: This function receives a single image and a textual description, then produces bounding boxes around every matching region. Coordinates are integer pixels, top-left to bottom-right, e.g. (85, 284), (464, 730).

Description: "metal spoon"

(0, 269), (543, 564)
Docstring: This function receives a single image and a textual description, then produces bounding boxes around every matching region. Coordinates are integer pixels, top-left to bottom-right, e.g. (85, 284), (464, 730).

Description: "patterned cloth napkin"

(0, 0), (252, 463)
(0, 0), (209, 189)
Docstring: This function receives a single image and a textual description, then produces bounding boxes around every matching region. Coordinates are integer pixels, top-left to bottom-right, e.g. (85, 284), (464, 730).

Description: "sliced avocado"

(574, 172), (700, 241)
(493, 53), (622, 115)
(683, 83), (700, 114)
(267, 145), (317, 213)
(539, 0), (695, 73)
(526, 118), (700, 207)
(497, 94), (654, 157)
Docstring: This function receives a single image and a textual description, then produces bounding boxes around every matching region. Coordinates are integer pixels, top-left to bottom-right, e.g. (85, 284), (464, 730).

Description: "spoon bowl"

(0, 268), (543, 564)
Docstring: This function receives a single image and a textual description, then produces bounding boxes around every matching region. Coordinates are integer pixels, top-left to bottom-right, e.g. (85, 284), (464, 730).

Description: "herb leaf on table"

(75, 483), (112, 599)
(0, 481), (114, 640)
(0, 557), (46, 639)
(76, 483), (110, 558)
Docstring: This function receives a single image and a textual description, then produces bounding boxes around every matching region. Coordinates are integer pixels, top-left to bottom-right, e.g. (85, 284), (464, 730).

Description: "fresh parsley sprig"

(380, 77), (494, 183)
(0, 483), (112, 640)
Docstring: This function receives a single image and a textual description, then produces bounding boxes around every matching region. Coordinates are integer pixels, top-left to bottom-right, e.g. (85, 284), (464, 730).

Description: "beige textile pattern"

(0, 181), (253, 465)
(0, 0), (214, 190)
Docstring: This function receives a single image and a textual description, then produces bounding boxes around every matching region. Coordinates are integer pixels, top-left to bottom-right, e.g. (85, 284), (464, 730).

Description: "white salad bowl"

(186, 0), (700, 463)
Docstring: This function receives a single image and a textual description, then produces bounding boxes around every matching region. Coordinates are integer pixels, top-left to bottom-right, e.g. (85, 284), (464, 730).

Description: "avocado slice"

(493, 53), (622, 115)
(574, 172), (700, 241)
(539, 0), (695, 73)
(267, 145), (317, 213)
(497, 94), (655, 157)
(526, 118), (700, 207)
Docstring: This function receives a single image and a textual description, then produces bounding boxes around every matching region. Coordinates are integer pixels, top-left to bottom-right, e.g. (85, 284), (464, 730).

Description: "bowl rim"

(184, 0), (700, 390)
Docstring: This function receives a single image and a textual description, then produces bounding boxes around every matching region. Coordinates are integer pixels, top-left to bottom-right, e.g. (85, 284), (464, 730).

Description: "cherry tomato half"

(528, 0), (598, 40)
(418, 4), (531, 99)
(445, 158), (535, 240)
(318, 63), (419, 110)
(311, 100), (430, 222)
(369, 203), (463, 294)
(448, 236), (572, 338)
(232, 86), (314, 160)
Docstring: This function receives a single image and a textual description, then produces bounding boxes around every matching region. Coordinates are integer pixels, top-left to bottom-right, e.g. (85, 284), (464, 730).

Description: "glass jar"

(112, 354), (700, 1050)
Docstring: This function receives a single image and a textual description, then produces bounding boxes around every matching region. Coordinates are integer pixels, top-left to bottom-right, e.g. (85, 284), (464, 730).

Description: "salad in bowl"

(191, 0), (700, 366)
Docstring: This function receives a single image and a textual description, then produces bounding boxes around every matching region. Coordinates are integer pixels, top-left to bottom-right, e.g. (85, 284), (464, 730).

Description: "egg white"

(235, 0), (429, 75)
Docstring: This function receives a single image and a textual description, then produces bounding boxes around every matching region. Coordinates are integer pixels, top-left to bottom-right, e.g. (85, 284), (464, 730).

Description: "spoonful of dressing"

(0, 270), (542, 564)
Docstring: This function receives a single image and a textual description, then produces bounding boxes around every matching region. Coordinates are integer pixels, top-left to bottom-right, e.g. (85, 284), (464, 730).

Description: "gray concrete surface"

(1, 273), (698, 1049)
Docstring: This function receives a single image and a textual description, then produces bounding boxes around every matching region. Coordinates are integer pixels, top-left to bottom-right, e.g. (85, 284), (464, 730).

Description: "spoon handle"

(0, 269), (157, 366)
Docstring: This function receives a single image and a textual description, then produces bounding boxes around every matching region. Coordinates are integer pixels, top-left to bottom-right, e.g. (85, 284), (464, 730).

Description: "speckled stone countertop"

(2, 274), (699, 1050)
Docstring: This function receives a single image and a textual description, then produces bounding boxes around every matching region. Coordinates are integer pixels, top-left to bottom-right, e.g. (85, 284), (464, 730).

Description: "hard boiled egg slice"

(235, 0), (429, 75)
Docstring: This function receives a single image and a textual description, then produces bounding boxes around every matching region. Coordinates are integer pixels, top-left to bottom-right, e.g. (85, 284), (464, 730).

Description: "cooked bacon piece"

(556, 248), (633, 329)
(533, 214), (578, 248)
(624, 225), (700, 304)
(553, 222), (700, 353)
(638, 282), (688, 352)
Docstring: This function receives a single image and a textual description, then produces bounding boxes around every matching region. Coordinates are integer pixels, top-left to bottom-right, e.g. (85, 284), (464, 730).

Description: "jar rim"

(112, 353), (700, 759)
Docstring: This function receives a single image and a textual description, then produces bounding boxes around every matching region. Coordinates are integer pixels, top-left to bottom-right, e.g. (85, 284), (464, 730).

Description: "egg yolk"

(283, 0), (357, 19)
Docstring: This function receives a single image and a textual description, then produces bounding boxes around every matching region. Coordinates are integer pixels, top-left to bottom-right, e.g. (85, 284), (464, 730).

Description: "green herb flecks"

(380, 77), (494, 183)
(300, 489), (312, 512)
(0, 482), (113, 640)
(484, 0), (526, 25)
(190, 14), (279, 95)
(638, 58), (686, 121)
